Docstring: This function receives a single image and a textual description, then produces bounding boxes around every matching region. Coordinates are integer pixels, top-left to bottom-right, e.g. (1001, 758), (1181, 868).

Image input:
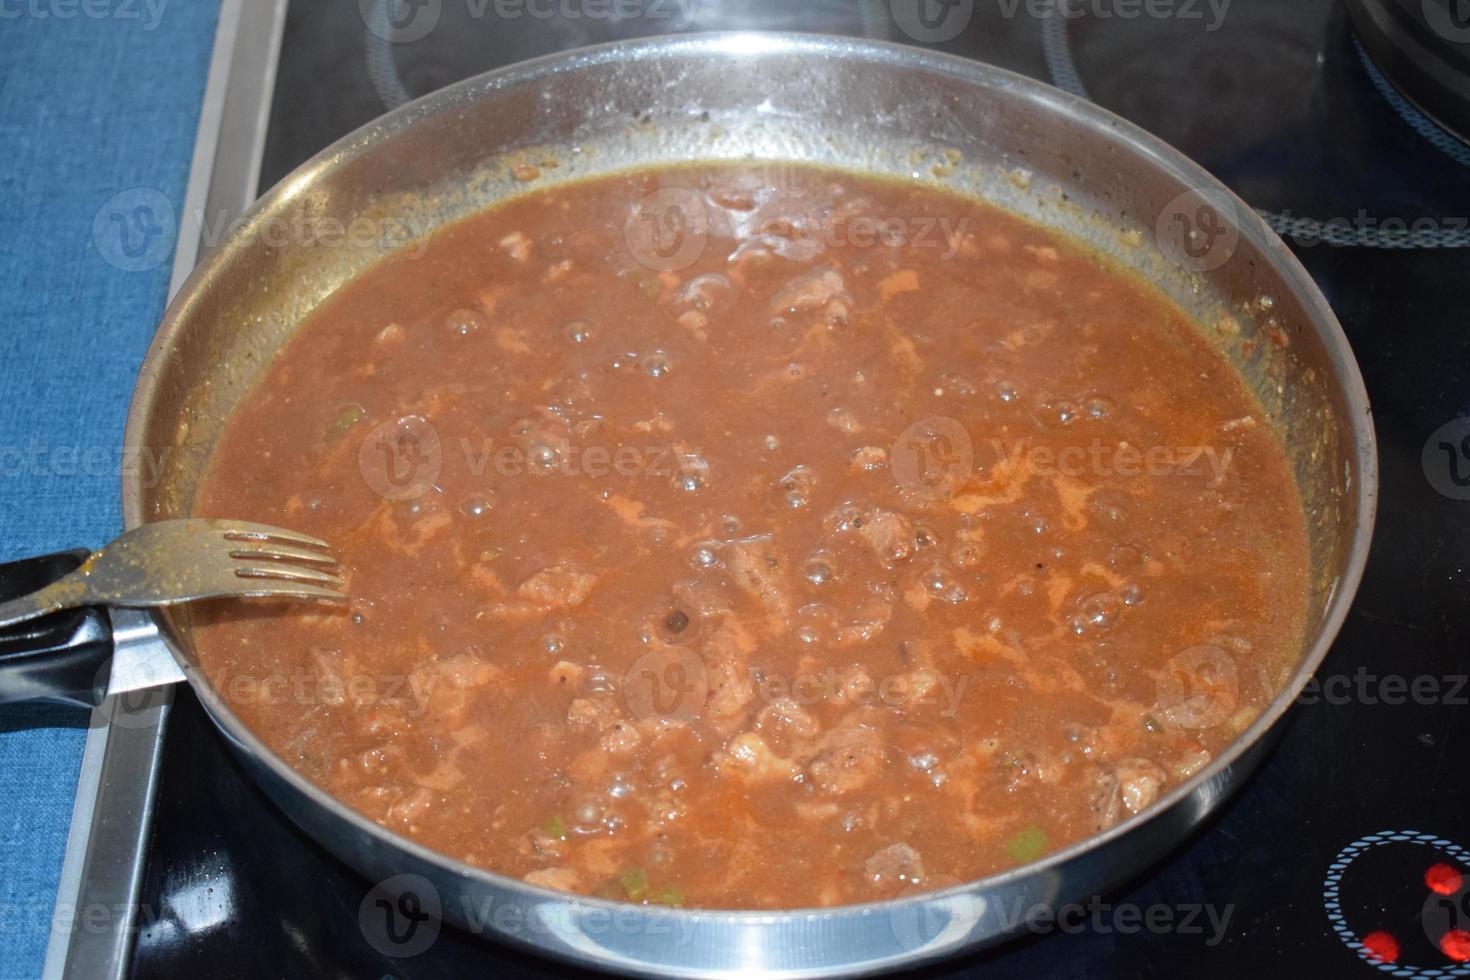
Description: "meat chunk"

(704, 658), (755, 731)
(567, 697), (643, 755)
(1089, 758), (1167, 831)
(856, 509), (919, 564)
(723, 536), (793, 622)
(601, 719), (643, 755)
(517, 563), (598, 609)
(755, 697), (820, 739)
(548, 660), (583, 688)
(828, 502), (920, 565)
(864, 843), (925, 893)
(1116, 758), (1165, 813)
(878, 269), (920, 303)
(771, 267), (846, 314)
(567, 698), (606, 730)
(678, 272), (732, 312)
(703, 619), (757, 664)
(524, 867), (583, 893)
(850, 446), (889, 473)
(409, 654), (503, 728)
(387, 786), (435, 826)
(832, 600), (893, 647)
(713, 732), (800, 784)
(519, 825), (570, 861)
(831, 665), (877, 706)
(482, 563), (600, 622)
(673, 577), (734, 621)
(309, 649), (362, 707)
(808, 719), (886, 794)
(500, 230), (532, 262)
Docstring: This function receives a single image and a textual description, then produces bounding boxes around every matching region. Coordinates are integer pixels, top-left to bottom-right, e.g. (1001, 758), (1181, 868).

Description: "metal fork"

(0, 519), (346, 630)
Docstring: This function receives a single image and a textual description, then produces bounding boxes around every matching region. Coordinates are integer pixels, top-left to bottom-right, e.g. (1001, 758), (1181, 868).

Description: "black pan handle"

(0, 549), (114, 708)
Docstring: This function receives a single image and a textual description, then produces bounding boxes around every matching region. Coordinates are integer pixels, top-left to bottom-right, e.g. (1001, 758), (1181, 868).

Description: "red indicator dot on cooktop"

(1441, 929), (1470, 963)
(1426, 862), (1464, 897)
(1362, 930), (1401, 964)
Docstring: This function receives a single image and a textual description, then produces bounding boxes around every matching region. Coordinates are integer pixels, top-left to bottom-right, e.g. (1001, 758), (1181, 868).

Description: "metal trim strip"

(41, 1), (287, 975)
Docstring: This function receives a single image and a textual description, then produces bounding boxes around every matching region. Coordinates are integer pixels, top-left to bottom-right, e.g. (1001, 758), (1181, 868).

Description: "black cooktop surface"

(132, 1), (1470, 977)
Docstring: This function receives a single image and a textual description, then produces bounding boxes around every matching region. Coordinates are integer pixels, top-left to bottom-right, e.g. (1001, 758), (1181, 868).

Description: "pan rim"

(120, 28), (1378, 938)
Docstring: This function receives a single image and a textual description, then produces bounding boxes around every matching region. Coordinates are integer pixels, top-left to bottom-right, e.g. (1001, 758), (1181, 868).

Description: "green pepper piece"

(1006, 825), (1049, 864)
(618, 868), (650, 902)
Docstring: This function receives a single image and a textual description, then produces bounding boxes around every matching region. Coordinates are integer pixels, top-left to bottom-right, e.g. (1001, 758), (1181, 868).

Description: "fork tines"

(217, 521), (346, 601)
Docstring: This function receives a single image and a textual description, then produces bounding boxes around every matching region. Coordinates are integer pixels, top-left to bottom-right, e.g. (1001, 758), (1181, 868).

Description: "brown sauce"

(193, 164), (1309, 910)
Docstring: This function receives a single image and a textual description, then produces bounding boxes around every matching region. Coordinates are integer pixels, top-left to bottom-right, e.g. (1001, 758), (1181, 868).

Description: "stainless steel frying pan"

(0, 33), (1376, 977)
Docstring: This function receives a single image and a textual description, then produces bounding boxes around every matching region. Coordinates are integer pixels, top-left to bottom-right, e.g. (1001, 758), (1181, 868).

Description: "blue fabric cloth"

(0, 4), (220, 977)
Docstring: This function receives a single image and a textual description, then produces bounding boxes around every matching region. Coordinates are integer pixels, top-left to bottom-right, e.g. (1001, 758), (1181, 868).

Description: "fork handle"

(0, 578), (83, 631)
(0, 550), (115, 708)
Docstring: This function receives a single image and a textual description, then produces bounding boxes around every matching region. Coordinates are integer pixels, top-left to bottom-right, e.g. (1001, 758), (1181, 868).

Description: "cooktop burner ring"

(1353, 34), (1470, 170)
(1043, 2), (1470, 249)
(1323, 830), (1470, 978)
(363, 0), (415, 111)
